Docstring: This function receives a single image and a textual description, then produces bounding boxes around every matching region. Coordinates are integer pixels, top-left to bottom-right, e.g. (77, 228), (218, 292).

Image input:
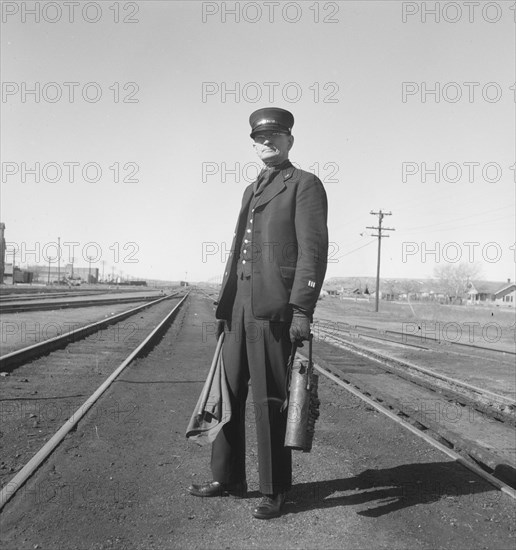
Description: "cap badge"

(257, 118), (278, 126)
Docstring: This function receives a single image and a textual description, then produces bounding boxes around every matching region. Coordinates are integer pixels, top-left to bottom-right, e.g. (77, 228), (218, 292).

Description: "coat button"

(242, 260), (246, 264)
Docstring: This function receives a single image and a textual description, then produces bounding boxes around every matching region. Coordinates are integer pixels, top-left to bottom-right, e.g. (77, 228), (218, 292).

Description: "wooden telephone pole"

(367, 210), (395, 312)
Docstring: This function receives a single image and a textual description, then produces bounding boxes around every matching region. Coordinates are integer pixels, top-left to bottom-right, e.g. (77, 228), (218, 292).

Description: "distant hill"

(324, 276), (512, 297)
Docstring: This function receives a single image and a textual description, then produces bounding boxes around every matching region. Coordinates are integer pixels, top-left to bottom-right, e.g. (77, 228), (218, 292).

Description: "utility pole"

(47, 256), (54, 285)
(57, 237), (61, 283)
(88, 256), (93, 283)
(11, 248), (16, 286)
(0, 223), (6, 285)
(367, 210), (395, 312)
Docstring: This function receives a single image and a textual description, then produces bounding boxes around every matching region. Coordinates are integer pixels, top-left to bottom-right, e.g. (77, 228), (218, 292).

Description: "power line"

(332, 238), (376, 260)
(401, 214), (515, 235)
(402, 204), (515, 233)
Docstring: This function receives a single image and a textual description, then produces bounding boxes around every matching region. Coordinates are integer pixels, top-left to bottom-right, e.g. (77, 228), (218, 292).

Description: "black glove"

(289, 309), (311, 346)
(216, 319), (225, 341)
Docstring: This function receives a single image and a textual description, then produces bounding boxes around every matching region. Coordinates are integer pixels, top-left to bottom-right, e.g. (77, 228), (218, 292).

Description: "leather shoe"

(188, 480), (247, 498)
(252, 493), (286, 519)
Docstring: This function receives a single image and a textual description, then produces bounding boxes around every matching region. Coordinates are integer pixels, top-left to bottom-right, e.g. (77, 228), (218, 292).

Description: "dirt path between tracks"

(1, 292), (515, 549)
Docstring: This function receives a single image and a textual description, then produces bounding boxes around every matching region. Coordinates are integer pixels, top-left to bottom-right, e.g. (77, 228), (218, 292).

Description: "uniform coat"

(210, 160), (328, 495)
(216, 162), (329, 322)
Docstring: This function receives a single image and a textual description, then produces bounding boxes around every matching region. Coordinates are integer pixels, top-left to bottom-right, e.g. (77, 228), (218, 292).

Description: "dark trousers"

(211, 276), (292, 495)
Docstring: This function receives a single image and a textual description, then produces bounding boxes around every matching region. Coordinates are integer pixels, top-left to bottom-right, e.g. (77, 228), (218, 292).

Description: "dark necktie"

(253, 166), (277, 195)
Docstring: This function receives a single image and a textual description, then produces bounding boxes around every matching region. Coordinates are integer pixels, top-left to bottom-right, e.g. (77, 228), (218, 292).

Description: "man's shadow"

(285, 461), (503, 517)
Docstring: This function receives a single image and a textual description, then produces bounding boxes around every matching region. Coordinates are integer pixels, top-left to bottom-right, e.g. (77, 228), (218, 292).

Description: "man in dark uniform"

(189, 108), (328, 519)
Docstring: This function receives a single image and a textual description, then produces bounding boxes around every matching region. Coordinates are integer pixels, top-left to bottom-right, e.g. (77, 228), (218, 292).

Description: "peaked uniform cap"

(249, 108), (294, 138)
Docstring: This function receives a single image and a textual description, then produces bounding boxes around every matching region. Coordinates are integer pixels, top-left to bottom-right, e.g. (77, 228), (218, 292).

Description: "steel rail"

(315, 317), (516, 356)
(0, 293), (179, 371)
(0, 294), (166, 313)
(303, 354), (516, 500)
(315, 318), (431, 351)
(342, 329), (431, 351)
(317, 327), (515, 410)
(0, 292), (189, 510)
(0, 290), (111, 302)
(309, 337), (516, 472)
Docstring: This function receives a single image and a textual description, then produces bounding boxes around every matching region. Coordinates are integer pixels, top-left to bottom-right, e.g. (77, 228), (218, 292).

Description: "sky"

(1, 0), (515, 284)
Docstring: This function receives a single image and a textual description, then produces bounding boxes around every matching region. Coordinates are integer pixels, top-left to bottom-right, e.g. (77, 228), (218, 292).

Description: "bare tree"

(399, 279), (421, 300)
(433, 262), (483, 304)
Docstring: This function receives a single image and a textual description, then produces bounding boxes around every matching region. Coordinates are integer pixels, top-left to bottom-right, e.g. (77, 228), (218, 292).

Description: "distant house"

(322, 281), (371, 300)
(321, 288), (334, 296)
(380, 288), (398, 301)
(467, 279), (515, 306)
(379, 279), (432, 302)
(321, 283), (342, 296)
(494, 281), (515, 306)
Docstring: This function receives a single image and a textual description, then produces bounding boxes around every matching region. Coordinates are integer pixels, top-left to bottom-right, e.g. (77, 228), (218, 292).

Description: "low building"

(14, 270), (34, 284)
(467, 279), (515, 306)
(2, 264), (35, 285)
(494, 281), (515, 306)
(26, 264), (99, 284)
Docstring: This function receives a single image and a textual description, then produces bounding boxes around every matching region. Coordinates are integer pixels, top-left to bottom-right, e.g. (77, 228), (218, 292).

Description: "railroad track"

(315, 317), (516, 356)
(0, 289), (150, 303)
(302, 325), (516, 496)
(0, 292), (168, 313)
(0, 290), (109, 302)
(2, 292), (514, 512)
(315, 321), (515, 415)
(0, 291), (189, 509)
(0, 293), (181, 371)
